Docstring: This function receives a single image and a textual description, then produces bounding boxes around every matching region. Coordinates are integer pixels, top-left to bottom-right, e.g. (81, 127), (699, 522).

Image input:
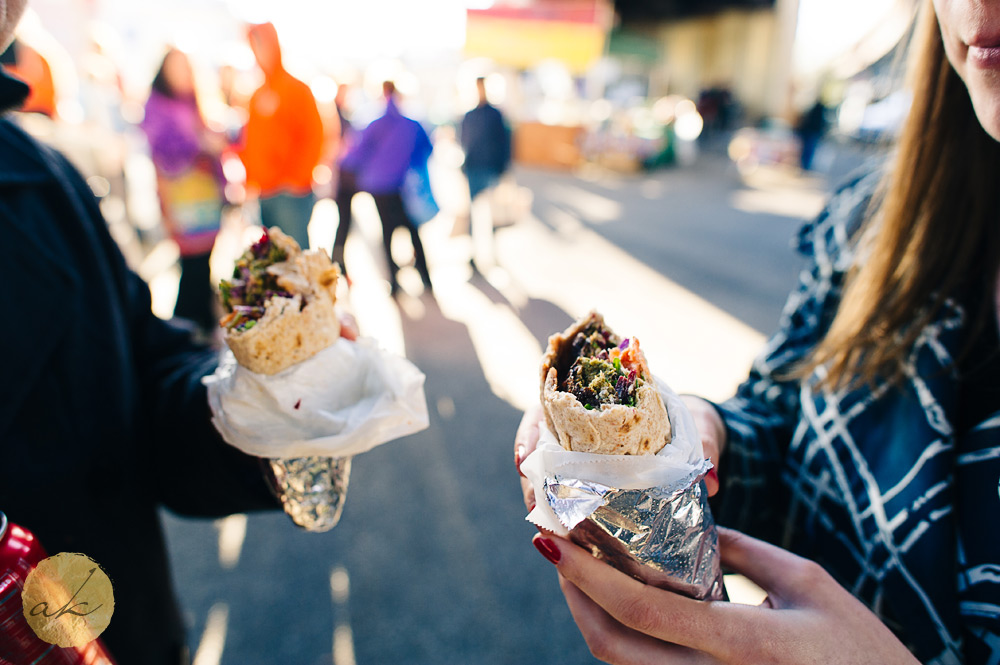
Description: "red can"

(0, 512), (117, 665)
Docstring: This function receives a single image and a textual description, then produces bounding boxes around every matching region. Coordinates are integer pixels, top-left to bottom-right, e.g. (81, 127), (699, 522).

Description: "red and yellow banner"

(465, 0), (612, 73)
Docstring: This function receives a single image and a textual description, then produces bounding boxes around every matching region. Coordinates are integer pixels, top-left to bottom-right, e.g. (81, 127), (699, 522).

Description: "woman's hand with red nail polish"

(680, 395), (726, 497)
(532, 534), (561, 564)
(541, 528), (918, 665)
(706, 468), (718, 492)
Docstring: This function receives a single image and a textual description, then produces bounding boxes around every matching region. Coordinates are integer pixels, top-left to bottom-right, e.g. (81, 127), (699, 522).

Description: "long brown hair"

(151, 48), (195, 102)
(802, 0), (1000, 390)
(149, 47), (211, 133)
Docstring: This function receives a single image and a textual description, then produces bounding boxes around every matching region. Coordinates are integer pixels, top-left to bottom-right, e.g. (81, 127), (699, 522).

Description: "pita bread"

(222, 228), (342, 375)
(540, 311), (671, 455)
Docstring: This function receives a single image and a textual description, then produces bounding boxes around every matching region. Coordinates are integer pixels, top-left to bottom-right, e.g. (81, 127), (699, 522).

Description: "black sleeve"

(59, 150), (279, 517)
(127, 271), (279, 517)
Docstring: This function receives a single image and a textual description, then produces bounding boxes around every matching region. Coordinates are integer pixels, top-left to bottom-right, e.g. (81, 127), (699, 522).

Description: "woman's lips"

(968, 35), (1000, 68)
(969, 45), (1000, 68)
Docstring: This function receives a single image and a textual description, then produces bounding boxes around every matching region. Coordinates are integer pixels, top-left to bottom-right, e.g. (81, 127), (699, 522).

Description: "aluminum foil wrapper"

(525, 379), (724, 601)
(546, 469), (724, 601)
(267, 456), (352, 533)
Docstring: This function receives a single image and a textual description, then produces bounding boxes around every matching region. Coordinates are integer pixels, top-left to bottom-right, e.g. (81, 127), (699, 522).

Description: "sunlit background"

(21, 0), (917, 122)
(3, 1), (921, 662)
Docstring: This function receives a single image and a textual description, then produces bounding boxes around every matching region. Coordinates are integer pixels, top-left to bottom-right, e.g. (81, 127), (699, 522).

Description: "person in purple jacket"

(338, 80), (432, 297)
(141, 48), (226, 333)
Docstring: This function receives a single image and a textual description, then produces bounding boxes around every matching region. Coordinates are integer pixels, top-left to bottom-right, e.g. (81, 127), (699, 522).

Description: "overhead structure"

(614, 0), (775, 20)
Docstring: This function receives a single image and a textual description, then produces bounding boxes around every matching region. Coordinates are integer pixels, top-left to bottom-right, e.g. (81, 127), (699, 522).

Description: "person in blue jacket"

(516, 1), (1000, 662)
(338, 80), (433, 297)
(461, 76), (510, 205)
(460, 76), (511, 271)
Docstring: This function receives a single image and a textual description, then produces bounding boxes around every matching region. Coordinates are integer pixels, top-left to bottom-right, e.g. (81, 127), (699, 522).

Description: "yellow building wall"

(642, 8), (786, 118)
(465, 17), (608, 75)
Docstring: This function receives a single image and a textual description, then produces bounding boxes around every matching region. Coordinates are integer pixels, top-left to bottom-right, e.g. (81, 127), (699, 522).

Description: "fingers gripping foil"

(546, 473), (725, 601)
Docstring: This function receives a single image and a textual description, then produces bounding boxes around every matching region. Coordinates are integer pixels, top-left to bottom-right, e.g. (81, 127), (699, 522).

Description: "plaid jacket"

(713, 169), (1000, 664)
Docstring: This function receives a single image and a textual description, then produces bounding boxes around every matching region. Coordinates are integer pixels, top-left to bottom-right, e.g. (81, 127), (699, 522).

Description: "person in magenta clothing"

(338, 80), (433, 296)
(141, 47), (226, 334)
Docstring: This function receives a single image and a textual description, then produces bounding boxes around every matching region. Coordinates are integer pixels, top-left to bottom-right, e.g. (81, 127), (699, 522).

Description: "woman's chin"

(967, 83), (1000, 142)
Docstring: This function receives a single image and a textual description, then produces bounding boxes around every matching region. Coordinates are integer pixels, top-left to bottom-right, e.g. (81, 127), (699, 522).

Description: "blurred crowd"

(1, 16), (523, 339)
(0, 11), (853, 339)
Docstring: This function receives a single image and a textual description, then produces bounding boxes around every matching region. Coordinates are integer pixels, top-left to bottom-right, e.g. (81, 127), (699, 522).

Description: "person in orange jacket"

(239, 22), (322, 249)
(2, 40), (56, 118)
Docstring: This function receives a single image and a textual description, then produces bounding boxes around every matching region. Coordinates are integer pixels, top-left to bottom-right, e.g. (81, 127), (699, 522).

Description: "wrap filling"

(560, 321), (644, 410)
(219, 229), (292, 331)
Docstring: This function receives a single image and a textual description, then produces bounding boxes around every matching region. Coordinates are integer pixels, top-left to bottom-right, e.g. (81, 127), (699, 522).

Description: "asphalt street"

(160, 140), (881, 665)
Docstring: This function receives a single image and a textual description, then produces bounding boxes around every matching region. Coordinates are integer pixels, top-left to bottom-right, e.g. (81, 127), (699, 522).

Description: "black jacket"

(0, 70), (277, 663)
(460, 102), (510, 175)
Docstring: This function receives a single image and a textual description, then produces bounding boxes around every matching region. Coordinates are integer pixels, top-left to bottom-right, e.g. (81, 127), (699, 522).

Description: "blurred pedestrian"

(320, 82), (350, 190)
(340, 80), (433, 296)
(2, 39), (56, 117)
(460, 76), (510, 271)
(239, 22), (323, 249)
(796, 99), (828, 171)
(141, 47), (225, 335)
(335, 82), (353, 144)
(331, 83), (360, 280)
(331, 164), (360, 282)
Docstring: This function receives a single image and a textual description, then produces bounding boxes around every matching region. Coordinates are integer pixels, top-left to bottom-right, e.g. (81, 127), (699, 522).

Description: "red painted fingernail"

(707, 468), (718, 484)
(515, 445), (527, 477)
(533, 537), (561, 564)
(529, 502), (536, 512)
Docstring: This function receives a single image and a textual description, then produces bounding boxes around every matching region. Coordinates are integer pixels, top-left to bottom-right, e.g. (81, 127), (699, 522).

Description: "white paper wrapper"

(203, 337), (429, 458)
(523, 378), (709, 534)
(522, 379), (724, 600)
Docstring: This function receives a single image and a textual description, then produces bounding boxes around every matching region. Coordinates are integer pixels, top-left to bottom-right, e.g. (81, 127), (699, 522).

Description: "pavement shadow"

(327, 295), (599, 664)
(466, 267), (575, 349)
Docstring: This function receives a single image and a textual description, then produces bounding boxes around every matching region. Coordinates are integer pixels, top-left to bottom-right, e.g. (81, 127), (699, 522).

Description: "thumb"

(515, 405), (543, 462)
(717, 527), (821, 605)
